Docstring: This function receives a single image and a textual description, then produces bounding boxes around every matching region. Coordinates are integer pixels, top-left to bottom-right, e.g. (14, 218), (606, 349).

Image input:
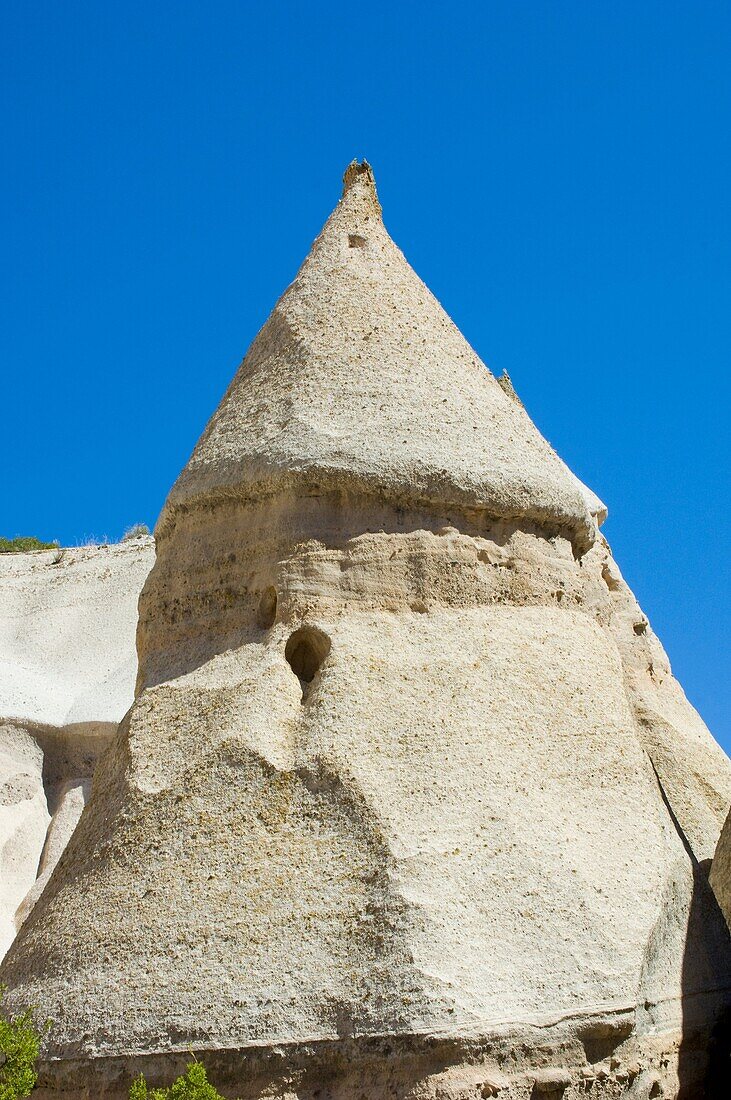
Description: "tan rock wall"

(710, 812), (731, 934)
(4, 502), (730, 1097)
(2, 162), (729, 1099)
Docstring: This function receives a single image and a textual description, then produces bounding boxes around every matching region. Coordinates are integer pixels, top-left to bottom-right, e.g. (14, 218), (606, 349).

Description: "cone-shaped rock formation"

(160, 161), (595, 554)
(2, 163), (730, 1100)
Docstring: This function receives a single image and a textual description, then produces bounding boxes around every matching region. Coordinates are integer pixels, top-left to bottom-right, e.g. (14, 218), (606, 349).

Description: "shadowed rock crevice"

(285, 626), (331, 694)
(257, 586), (278, 629)
(643, 761), (731, 1097)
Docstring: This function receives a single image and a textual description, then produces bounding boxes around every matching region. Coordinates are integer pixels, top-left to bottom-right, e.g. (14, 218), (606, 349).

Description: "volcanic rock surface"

(711, 813), (731, 935)
(1, 165), (729, 1100)
(0, 539), (154, 957)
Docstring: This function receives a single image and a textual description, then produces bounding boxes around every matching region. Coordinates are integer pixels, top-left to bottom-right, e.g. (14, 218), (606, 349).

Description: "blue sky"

(2, 2), (729, 748)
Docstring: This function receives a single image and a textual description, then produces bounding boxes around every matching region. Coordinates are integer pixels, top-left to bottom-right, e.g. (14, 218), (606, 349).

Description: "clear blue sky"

(2, 2), (729, 749)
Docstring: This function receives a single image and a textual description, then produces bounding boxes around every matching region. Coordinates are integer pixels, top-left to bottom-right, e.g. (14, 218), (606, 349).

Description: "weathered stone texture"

(711, 811), (731, 934)
(0, 539), (154, 957)
(1, 166), (729, 1099)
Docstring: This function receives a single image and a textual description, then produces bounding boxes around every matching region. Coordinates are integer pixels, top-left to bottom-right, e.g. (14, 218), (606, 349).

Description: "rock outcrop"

(711, 813), (731, 934)
(1, 165), (730, 1099)
(0, 539), (154, 958)
(0, 725), (49, 959)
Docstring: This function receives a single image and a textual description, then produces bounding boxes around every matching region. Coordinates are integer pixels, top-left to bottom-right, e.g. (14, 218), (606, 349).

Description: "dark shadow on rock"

(651, 759), (731, 1098)
(678, 856), (731, 1099)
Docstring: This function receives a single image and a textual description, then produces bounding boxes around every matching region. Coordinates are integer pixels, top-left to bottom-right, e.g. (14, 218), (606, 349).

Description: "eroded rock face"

(0, 725), (49, 958)
(15, 778), (91, 932)
(711, 813), (731, 934)
(1, 166), (729, 1099)
(0, 539), (154, 956)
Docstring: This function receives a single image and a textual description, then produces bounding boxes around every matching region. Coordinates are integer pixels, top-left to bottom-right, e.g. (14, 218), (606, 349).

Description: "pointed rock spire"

(159, 161), (596, 552)
(341, 158), (381, 212)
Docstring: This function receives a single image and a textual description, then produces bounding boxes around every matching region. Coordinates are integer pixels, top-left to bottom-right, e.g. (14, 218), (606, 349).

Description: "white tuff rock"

(1, 165), (729, 1100)
(0, 539), (154, 957)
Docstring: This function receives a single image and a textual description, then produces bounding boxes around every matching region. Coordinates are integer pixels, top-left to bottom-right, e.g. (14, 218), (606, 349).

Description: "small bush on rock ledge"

(129, 1061), (233, 1100)
(0, 536), (59, 554)
(0, 987), (47, 1100)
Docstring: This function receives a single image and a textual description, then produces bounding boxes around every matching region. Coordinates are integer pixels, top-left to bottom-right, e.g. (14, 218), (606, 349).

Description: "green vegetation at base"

(0, 537), (59, 554)
(0, 987), (48, 1100)
(129, 1062), (234, 1100)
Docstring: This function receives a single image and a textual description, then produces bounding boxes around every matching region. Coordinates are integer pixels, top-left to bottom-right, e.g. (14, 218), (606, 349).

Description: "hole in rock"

(348, 233), (367, 248)
(257, 586), (278, 629)
(285, 626), (331, 685)
(601, 562), (620, 591)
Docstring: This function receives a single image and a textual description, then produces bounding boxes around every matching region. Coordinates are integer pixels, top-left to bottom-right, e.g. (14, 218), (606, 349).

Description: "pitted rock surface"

(1, 166), (729, 1099)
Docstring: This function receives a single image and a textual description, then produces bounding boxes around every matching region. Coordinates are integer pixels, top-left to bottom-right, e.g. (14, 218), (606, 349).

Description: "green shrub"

(129, 1061), (232, 1100)
(0, 987), (47, 1100)
(0, 537), (59, 554)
